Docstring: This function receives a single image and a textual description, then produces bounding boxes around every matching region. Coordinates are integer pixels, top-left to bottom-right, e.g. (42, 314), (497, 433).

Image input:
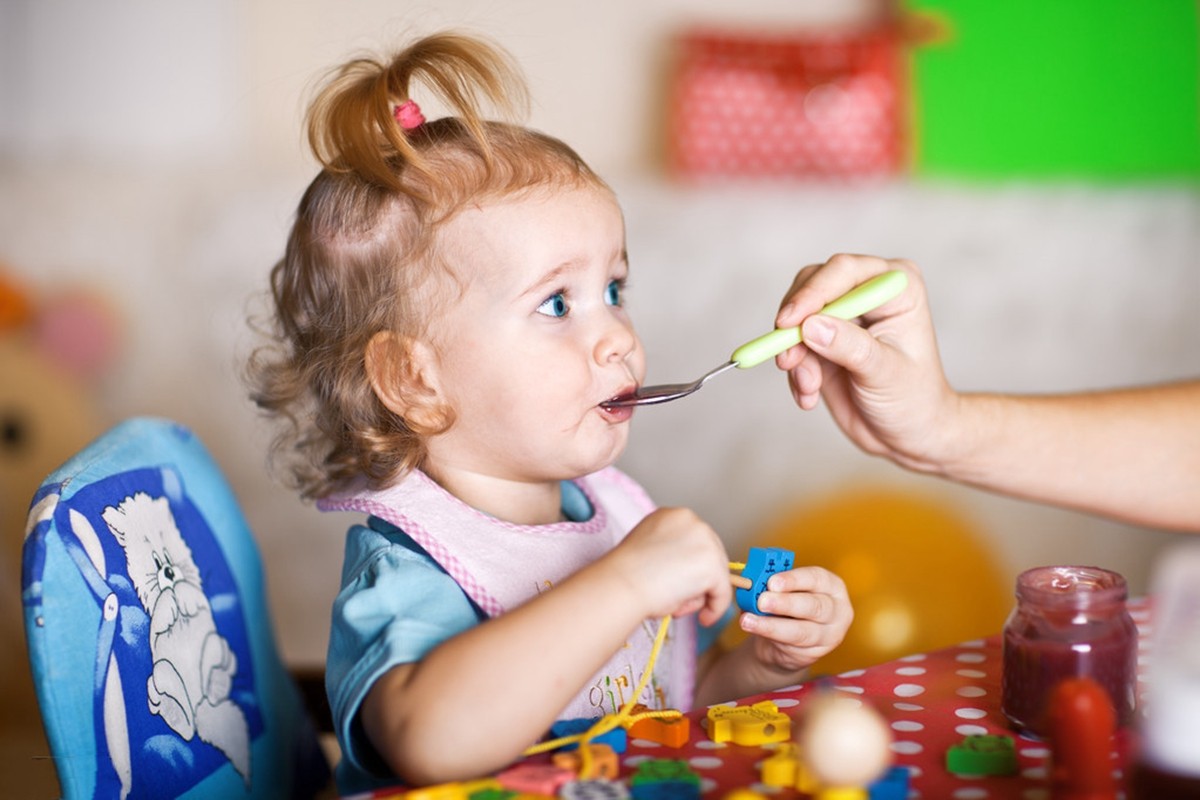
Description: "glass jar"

(1001, 565), (1137, 738)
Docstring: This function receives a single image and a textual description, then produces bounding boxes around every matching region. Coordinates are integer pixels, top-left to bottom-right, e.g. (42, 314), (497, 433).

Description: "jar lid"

(1015, 565), (1128, 608)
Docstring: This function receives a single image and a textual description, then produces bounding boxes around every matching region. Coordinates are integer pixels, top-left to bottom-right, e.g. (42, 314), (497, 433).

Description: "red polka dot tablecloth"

(349, 598), (1152, 799)
(614, 596), (1151, 799)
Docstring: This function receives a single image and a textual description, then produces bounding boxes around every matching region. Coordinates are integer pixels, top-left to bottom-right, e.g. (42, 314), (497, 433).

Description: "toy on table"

(549, 719), (628, 754)
(496, 762), (575, 795)
(627, 759), (701, 800)
(552, 744), (619, 780)
(705, 700), (791, 745)
(561, 779), (631, 800)
(1045, 677), (1117, 800)
(524, 617), (680, 778)
(795, 693), (893, 800)
(866, 767), (909, 800)
(403, 777), (506, 800)
(624, 704), (690, 747)
(945, 734), (1018, 776)
(760, 742), (804, 788)
(721, 791), (768, 800)
(730, 547), (795, 615)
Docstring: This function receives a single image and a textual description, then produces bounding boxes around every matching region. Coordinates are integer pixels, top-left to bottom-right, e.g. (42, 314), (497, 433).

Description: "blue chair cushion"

(23, 418), (329, 799)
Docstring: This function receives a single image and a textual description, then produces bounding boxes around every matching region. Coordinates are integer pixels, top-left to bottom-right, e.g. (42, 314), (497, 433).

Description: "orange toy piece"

(552, 744), (619, 780)
(1046, 677), (1118, 800)
(706, 700), (791, 745)
(625, 704), (691, 747)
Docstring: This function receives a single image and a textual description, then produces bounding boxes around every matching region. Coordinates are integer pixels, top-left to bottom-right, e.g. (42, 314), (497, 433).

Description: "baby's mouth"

(601, 386), (639, 410)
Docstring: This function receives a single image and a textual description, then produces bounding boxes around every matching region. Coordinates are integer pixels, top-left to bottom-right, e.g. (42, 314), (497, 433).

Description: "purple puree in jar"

(1001, 565), (1137, 738)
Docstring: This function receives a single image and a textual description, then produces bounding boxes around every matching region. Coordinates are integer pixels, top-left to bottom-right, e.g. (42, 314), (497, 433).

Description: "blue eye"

(537, 292), (568, 318)
(605, 279), (622, 307)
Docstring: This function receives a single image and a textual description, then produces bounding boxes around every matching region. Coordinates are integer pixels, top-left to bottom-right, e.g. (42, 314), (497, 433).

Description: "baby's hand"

(608, 507), (732, 627)
(738, 566), (852, 673)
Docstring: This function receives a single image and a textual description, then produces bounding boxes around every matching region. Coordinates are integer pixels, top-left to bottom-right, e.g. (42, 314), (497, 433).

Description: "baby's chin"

(579, 435), (630, 477)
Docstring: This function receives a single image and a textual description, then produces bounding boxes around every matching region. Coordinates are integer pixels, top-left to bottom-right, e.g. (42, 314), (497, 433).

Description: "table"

(354, 597), (1152, 799)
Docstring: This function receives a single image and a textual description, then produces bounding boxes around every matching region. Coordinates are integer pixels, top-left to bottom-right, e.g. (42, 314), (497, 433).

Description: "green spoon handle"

(730, 269), (909, 369)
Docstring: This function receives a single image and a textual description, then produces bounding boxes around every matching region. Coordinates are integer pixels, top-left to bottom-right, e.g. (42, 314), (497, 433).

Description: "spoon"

(602, 269), (908, 408)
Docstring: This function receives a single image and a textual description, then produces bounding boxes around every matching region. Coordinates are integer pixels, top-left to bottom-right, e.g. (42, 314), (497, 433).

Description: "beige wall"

(2, 1), (1196, 666)
(2, 0), (877, 177)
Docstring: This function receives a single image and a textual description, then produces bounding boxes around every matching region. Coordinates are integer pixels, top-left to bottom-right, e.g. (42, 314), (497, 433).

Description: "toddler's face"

(421, 183), (646, 484)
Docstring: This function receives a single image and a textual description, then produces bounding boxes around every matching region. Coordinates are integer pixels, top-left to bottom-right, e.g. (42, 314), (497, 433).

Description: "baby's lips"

(603, 384), (639, 406)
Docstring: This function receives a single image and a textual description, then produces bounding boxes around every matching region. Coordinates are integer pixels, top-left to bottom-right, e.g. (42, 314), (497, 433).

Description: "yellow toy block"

(795, 758), (819, 794)
(760, 743), (799, 787)
(813, 789), (867, 800)
(705, 700), (791, 745)
(406, 782), (470, 800)
(722, 790), (768, 800)
(405, 778), (504, 800)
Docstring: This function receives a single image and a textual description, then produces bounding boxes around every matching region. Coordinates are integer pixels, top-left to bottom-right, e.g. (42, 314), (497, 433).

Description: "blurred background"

(1, 0), (1198, 792)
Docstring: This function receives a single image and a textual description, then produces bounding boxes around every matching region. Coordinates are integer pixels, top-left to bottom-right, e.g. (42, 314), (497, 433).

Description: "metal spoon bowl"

(604, 361), (738, 407)
(601, 269), (908, 410)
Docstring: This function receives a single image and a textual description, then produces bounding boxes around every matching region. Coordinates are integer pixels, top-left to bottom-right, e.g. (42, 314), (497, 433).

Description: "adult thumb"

(801, 314), (878, 374)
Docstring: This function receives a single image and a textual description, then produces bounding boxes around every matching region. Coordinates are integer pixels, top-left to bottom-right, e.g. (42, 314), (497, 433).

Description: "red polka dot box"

(664, 26), (907, 181)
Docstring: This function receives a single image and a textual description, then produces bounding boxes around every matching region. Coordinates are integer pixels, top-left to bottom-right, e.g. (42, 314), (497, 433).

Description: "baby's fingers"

(755, 589), (839, 623)
(766, 565), (849, 600)
(739, 614), (827, 648)
(758, 566), (853, 631)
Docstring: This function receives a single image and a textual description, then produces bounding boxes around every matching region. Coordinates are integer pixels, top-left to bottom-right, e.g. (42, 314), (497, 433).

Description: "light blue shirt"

(325, 480), (728, 793)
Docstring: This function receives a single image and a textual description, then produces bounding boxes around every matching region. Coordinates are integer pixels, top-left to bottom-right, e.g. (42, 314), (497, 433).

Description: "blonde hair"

(249, 32), (609, 499)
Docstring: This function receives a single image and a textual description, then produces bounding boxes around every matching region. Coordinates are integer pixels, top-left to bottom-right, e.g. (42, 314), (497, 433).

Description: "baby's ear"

(365, 331), (452, 434)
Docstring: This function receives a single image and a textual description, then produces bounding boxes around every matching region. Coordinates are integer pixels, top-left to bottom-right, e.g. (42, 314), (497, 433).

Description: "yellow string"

(523, 615), (677, 775)
(523, 562), (748, 776)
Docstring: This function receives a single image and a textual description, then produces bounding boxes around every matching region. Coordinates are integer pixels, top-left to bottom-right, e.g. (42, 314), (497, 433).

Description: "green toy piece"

(945, 734), (1018, 776)
(628, 759), (702, 787)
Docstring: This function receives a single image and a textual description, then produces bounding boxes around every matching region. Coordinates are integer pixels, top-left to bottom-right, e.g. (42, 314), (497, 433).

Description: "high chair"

(22, 417), (333, 799)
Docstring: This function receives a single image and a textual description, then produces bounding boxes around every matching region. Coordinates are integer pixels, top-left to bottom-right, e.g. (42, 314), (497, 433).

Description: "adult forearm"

(935, 382), (1200, 531)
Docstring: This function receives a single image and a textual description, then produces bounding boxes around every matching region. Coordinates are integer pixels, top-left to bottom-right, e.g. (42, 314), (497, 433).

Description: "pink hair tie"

(394, 99), (425, 130)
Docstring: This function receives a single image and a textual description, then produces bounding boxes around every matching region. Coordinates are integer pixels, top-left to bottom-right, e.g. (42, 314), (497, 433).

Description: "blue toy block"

(549, 718), (628, 753)
(735, 547), (795, 615)
(629, 781), (701, 800)
(868, 766), (910, 800)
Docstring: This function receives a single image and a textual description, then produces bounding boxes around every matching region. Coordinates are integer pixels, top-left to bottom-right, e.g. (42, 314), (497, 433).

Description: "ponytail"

(305, 32), (529, 194)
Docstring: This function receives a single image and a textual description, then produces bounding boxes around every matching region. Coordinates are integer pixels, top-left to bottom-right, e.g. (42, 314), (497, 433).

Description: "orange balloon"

(726, 486), (1011, 675)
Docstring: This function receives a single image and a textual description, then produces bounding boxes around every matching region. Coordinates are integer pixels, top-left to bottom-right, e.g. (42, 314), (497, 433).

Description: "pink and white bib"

(319, 466), (696, 718)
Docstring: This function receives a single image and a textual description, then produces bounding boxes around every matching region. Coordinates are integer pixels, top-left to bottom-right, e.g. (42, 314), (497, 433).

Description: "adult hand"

(774, 254), (959, 473)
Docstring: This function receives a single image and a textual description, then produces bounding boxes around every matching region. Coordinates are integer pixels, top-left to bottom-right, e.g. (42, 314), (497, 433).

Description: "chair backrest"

(23, 417), (330, 799)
